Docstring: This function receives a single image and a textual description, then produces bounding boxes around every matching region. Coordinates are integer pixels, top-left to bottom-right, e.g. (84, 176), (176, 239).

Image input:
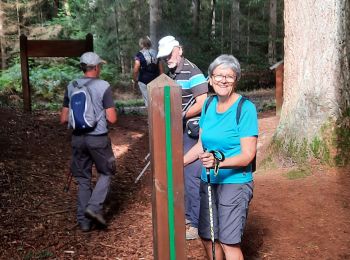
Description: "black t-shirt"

(135, 49), (160, 84)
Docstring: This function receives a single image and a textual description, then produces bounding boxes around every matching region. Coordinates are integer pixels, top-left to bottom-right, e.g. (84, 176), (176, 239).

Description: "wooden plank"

(27, 39), (91, 57)
(20, 34), (31, 112)
(148, 74), (186, 260)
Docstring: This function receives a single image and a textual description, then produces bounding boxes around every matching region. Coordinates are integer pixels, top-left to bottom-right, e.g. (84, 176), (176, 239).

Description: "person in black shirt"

(133, 36), (163, 107)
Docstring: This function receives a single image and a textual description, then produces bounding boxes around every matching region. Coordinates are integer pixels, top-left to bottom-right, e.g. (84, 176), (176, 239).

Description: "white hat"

(157, 36), (180, 58)
(80, 52), (106, 66)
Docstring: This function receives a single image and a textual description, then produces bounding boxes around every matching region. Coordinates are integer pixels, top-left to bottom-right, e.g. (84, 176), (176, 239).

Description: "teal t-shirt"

(199, 95), (258, 184)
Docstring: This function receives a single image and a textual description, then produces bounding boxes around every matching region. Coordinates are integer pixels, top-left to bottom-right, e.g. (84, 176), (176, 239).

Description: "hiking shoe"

(85, 208), (107, 227)
(79, 222), (91, 232)
(186, 226), (199, 240)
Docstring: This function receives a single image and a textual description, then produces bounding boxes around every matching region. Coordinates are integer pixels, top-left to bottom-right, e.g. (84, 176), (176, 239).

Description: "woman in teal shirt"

(184, 54), (258, 260)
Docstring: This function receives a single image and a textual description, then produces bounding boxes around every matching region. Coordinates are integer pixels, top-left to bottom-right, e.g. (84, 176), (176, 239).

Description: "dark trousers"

(183, 131), (202, 228)
(71, 135), (116, 225)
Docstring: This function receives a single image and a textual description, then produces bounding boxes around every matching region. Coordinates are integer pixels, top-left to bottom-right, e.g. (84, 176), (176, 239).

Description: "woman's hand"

(199, 152), (215, 169)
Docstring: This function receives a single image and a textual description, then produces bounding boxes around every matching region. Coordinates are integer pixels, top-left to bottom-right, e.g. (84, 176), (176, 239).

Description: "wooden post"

(275, 63), (284, 116)
(148, 74), (186, 260)
(19, 33), (94, 112)
(269, 60), (284, 116)
(20, 35), (31, 112)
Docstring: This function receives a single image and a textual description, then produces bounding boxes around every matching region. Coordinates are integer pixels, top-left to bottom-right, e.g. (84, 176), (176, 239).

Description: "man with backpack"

(157, 36), (208, 240)
(133, 36), (163, 107)
(60, 52), (117, 232)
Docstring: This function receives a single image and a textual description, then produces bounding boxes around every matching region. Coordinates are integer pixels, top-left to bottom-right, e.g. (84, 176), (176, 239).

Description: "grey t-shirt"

(63, 77), (115, 135)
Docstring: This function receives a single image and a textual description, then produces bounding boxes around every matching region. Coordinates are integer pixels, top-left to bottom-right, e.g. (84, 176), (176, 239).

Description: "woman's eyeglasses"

(212, 74), (236, 83)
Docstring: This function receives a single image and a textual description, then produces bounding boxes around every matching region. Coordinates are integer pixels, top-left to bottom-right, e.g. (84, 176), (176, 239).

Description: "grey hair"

(208, 54), (241, 81)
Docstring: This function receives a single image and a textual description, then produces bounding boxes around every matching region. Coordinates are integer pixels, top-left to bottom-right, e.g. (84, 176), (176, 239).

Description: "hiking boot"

(79, 222), (91, 232)
(85, 208), (107, 227)
(186, 226), (199, 240)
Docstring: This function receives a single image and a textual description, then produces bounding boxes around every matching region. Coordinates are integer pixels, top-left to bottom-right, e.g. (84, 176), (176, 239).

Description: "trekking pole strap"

(208, 150), (225, 177)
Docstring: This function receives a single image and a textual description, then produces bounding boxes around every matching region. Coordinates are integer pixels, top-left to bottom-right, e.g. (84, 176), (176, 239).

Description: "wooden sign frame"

(19, 33), (93, 112)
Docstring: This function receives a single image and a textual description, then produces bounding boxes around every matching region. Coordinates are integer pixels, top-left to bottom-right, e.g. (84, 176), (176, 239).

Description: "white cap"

(157, 36), (180, 58)
(80, 52), (106, 66)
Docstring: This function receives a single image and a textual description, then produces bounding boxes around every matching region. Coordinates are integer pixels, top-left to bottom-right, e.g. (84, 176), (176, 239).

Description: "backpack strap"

(204, 95), (215, 114)
(236, 96), (257, 173)
(236, 96), (248, 125)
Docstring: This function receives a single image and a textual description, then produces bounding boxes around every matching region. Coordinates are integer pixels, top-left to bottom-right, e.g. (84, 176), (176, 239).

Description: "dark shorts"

(71, 134), (116, 177)
(198, 181), (253, 245)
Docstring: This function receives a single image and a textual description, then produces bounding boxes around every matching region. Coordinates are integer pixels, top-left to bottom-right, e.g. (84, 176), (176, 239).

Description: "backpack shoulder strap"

(236, 96), (249, 125)
(72, 78), (94, 89)
(204, 95), (216, 114)
(236, 95), (257, 172)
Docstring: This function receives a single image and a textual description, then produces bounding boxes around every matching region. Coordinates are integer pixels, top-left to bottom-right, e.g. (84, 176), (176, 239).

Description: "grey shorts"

(198, 181), (253, 245)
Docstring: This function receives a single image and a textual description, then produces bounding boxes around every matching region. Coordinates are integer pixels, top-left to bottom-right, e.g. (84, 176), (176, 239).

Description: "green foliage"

(0, 64), (22, 93)
(310, 136), (331, 164)
(283, 167), (312, 180)
(0, 60), (80, 106)
(334, 108), (350, 166)
(115, 99), (144, 108)
(271, 136), (309, 164)
(271, 117), (349, 167)
(259, 155), (277, 172)
(29, 62), (80, 101)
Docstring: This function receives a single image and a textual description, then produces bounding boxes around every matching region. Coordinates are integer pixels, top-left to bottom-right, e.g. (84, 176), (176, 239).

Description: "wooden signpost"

(148, 74), (186, 260)
(270, 60), (284, 116)
(19, 33), (93, 112)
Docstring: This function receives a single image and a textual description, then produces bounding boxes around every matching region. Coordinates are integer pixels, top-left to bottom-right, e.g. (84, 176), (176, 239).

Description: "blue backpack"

(204, 95), (257, 172)
(68, 79), (99, 131)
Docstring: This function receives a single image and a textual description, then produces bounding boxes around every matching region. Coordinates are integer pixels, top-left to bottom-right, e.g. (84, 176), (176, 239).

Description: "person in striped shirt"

(157, 36), (208, 240)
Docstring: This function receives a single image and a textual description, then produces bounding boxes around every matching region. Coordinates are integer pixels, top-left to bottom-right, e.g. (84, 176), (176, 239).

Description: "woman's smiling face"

(209, 65), (237, 97)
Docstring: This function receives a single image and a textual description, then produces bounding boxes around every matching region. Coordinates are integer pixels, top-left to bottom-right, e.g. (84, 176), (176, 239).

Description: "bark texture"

(276, 0), (350, 161)
(149, 0), (160, 47)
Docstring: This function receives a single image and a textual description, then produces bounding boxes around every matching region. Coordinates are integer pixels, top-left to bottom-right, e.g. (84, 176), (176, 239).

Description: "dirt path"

(0, 108), (349, 259)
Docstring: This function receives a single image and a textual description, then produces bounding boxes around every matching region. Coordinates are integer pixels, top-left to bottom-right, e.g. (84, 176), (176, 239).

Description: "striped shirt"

(168, 58), (208, 110)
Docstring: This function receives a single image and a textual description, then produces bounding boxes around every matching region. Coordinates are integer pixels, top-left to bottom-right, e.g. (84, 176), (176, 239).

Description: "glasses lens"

(214, 75), (223, 81)
(213, 75), (235, 83)
(226, 76), (235, 83)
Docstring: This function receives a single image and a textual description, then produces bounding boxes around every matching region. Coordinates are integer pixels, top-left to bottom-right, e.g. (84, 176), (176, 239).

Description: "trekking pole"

(135, 160), (151, 183)
(205, 149), (225, 260)
(63, 169), (73, 192)
(206, 166), (216, 260)
(135, 97), (196, 183)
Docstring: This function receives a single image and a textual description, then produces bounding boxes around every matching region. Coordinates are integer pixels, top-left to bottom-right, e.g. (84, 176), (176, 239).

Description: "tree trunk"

(221, 3), (224, 52)
(149, 0), (160, 47)
(113, 3), (122, 69)
(0, 0), (6, 70)
(275, 0), (350, 164)
(53, 0), (59, 17)
(210, 0), (216, 39)
(230, 0), (240, 54)
(246, 5), (250, 57)
(268, 0), (277, 64)
(191, 0), (200, 36)
(16, 0), (21, 37)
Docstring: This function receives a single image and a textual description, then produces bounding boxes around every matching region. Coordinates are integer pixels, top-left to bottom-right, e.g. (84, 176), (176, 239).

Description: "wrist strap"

(209, 150), (225, 177)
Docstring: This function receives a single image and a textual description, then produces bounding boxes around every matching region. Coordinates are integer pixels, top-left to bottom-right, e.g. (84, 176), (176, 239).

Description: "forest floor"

(0, 102), (350, 259)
